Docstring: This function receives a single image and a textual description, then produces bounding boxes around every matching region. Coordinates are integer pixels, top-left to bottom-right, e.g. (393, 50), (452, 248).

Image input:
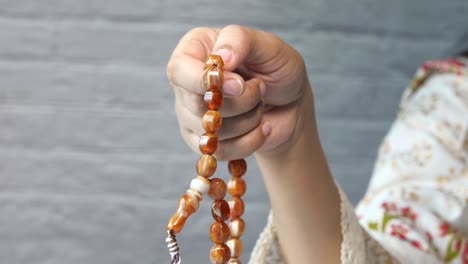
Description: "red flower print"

(462, 242), (468, 264)
(410, 240), (425, 251)
(440, 222), (451, 237)
(401, 206), (417, 221)
(425, 231), (433, 242)
(390, 224), (408, 240)
(445, 58), (465, 67)
(454, 239), (462, 252)
(382, 202), (398, 212)
(423, 59), (465, 71)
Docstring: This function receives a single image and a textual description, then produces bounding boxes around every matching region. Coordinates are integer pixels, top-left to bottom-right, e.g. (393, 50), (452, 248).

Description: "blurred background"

(0, 0), (466, 263)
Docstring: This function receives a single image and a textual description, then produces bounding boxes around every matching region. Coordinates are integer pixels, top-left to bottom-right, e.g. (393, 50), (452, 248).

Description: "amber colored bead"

(197, 154), (217, 178)
(229, 197), (245, 218)
(209, 221), (230, 244)
(211, 200), (230, 222)
(177, 193), (200, 216)
(204, 88), (224, 111)
(199, 132), (218, 155)
(210, 243), (231, 264)
(206, 54), (224, 69)
(186, 188), (202, 201)
(209, 178), (227, 200)
(228, 159), (247, 177)
(228, 258), (242, 264)
(229, 218), (245, 238)
(166, 212), (188, 234)
(204, 65), (224, 90)
(226, 238), (243, 258)
(202, 110), (222, 133)
(228, 177), (246, 197)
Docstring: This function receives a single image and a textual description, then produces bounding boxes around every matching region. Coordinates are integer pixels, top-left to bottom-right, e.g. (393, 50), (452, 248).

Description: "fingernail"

(223, 79), (243, 96)
(262, 122), (272, 137)
(213, 48), (232, 64)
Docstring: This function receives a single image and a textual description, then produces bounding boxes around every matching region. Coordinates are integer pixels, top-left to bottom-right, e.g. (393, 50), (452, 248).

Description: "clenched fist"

(167, 25), (314, 161)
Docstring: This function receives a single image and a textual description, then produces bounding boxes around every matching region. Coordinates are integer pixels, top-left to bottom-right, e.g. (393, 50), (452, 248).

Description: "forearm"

(255, 87), (342, 263)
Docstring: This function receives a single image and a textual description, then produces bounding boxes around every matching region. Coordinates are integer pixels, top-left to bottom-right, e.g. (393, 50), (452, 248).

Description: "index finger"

(167, 28), (219, 94)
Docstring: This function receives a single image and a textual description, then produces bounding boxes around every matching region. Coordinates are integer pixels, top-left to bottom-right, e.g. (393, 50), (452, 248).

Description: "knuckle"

(191, 96), (206, 118)
(166, 59), (175, 83)
(254, 104), (263, 123)
(223, 24), (250, 40)
(187, 27), (210, 37)
(248, 87), (262, 108)
(215, 143), (227, 161)
(180, 128), (194, 150)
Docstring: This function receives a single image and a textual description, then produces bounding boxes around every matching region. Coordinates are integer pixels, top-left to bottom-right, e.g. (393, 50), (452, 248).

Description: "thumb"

(211, 25), (285, 72)
(211, 25), (306, 105)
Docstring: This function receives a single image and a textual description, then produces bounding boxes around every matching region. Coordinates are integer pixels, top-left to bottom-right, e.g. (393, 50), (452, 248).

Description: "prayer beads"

(199, 133), (218, 154)
(203, 110), (223, 133)
(166, 54), (248, 264)
(209, 178), (227, 201)
(227, 159), (247, 263)
(210, 243), (231, 264)
(204, 86), (224, 110)
(211, 200), (230, 222)
(208, 190), (232, 264)
(205, 55), (232, 264)
(197, 154), (217, 178)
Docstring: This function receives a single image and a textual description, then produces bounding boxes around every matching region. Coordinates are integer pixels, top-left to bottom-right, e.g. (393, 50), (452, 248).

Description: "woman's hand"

(167, 25), (312, 160)
(168, 25), (341, 263)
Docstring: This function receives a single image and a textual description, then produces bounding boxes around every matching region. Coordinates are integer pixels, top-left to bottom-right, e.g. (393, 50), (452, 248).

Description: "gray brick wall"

(0, 0), (466, 263)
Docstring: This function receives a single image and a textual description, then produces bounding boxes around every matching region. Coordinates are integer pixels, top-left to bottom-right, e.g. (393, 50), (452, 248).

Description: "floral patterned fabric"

(249, 58), (468, 263)
(356, 58), (468, 263)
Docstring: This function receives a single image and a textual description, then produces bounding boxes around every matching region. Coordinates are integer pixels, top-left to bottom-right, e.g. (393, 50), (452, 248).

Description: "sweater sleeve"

(248, 59), (468, 264)
(247, 182), (404, 264)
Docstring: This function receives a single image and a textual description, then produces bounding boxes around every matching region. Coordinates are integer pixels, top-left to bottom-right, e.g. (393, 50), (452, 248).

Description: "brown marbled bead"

(211, 200), (230, 222)
(209, 178), (227, 200)
(209, 221), (230, 244)
(226, 238), (243, 258)
(204, 65), (224, 90)
(229, 218), (245, 238)
(177, 193), (200, 216)
(228, 177), (246, 197)
(204, 88), (224, 111)
(228, 159), (247, 177)
(202, 110), (222, 133)
(196, 154), (217, 178)
(210, 243), (231, 264)
(206, 54), (224, 69)
(166, 211), (188, 234)
(229, 197), (245, 218)
(228, 258), (242, 264)
(199, 132), (218, 154)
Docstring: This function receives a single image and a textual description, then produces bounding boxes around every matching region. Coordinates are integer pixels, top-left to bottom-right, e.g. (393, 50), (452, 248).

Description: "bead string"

(166, 55), (248, 264)
(166, 230), (181, 264)
(226, 159), (247, 264)
(208, 178), (231, 263)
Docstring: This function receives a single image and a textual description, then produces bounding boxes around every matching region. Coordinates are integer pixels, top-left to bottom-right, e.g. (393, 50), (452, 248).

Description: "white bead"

(229, 221), (240, 237)
(190, 176), (211, 194)
(226, 239), (235, 253)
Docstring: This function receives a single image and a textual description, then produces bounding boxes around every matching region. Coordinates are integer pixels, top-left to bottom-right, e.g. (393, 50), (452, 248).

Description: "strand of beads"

(208, 178), (232, 264)
(165, 173), (210, 263)
(226, 159), (247, 264)
(202, 55), (232, 264)
(165, 54), (225, 264)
